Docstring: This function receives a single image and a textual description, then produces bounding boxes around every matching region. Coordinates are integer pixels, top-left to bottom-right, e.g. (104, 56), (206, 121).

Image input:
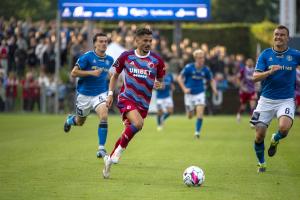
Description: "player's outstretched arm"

(252, 65), (281, 82)
(106, 72), (120, 108)
(177, 74), (190, 94)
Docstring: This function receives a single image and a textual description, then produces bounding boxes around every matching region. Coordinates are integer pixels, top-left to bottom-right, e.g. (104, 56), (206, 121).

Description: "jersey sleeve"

(156, 56), (166, 79)
(112, 52), (126, 74)
(255, 51), (268, 72)
(238, 68), (244, 80)
(75, 53), (88, 70)
(180, 65), (189, 77)
(205, 67), (213, 81)
(170, 74), (174, 83)
(296, 50), (300, 65)
(108, 56), (114, 69)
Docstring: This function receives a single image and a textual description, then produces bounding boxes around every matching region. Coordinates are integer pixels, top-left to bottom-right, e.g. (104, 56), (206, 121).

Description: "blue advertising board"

(59, 0), (210, 21)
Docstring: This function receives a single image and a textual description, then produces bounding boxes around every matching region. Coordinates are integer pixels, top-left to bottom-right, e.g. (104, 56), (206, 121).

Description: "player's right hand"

(92, 68), (103, 77)
(183, 88), (191, 94)
(269, 65), (281, 74)
(106, 95), (113, 108)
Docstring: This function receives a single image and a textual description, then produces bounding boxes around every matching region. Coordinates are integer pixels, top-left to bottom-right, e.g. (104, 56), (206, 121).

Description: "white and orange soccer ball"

(183, 166), (205, 187)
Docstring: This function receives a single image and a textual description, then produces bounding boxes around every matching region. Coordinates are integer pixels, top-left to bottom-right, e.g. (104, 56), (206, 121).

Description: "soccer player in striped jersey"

(250, 25), (300, 173)
(177, 49), (218, 139)
(236, 58), (257, 122)
(103, 28), (165, 178)
(156, 63), (175, 131)
(63, 33), (114, 159)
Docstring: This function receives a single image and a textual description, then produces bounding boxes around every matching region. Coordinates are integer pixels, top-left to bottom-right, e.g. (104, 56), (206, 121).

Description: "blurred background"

(0, 0), (299, 114)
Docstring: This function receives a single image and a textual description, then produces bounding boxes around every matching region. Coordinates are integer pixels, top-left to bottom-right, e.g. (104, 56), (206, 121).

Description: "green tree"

(0, 0), (57, 20)
(211, 0), (279, 23)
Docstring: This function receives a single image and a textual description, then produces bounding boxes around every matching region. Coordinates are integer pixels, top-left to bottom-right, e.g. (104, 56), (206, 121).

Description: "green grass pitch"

(0, 114), (299, 200)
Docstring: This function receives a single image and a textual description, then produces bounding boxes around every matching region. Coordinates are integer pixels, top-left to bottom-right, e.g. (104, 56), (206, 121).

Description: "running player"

(156, 63), (175, 131)
(177, 49), (218, 139)
(103, 28), (165, 179)
(236, 58), (257, 122)
(63, 33), (114, 159)
(250, 25), (300, 173)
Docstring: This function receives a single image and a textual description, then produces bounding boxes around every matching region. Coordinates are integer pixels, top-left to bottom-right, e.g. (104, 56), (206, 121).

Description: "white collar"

(134, 49), (150, 58)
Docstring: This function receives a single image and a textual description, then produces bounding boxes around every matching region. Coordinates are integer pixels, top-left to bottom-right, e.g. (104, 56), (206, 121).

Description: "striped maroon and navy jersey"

(239, 66), (255, 93)
(113, 50), (165, 110)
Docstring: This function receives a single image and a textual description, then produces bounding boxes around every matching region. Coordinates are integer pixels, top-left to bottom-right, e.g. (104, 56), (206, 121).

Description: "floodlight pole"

(173, 21), (182, 57)
(87, 20), (94, 50)
(55, 10), (61, 114)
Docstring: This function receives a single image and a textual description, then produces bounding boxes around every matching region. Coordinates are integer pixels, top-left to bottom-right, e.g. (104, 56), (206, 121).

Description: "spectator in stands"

(5, 71), (18, 111)
(0, 39), (8, 76)
(21, 72), (35, 111)
(0, 71), (5, 111)
(27, 37), (38, 72)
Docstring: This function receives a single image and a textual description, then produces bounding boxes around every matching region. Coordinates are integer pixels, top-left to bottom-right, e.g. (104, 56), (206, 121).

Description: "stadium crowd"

(0, 17), (274, 114)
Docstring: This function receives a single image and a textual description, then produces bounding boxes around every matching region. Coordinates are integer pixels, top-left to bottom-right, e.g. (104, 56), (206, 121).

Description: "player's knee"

(132, 121), (143, 130)
(255, 122), (267, 141)
(77, 121), (85, 126)
(255, 122), (267, 130)
(255, 133), (265, 143)
(157, 110), (163, 115)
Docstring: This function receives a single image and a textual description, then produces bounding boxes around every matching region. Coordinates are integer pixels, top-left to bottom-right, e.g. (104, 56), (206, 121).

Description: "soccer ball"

(183, 166), (205, 187)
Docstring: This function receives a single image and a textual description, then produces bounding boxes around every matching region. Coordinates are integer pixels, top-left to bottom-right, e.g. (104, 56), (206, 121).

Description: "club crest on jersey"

(286, 55), (293, 61)
(105, 60), (110, 65)
(148, 62), (155, 68)
(268, 57), (273, 61)
(93, 59), (97, 63)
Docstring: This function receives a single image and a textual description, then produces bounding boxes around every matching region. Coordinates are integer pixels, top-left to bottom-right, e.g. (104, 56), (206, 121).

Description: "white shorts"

(184, 92), (206, 112)
(76, 92), (107, 117)
(250, 96), (295, 126)
(156, 96), (174, 112)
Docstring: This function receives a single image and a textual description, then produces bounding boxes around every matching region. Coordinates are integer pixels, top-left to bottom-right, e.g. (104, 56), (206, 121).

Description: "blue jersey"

(75, 51), (114, 96)
(180, 63), (213, 95)
(156, 73), (174, 99)
(256, 48), (300, 100)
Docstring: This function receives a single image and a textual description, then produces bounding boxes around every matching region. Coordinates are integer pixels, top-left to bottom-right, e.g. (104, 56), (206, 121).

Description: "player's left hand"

(106, 95), (113, 108)
(154, 81), (163, 89)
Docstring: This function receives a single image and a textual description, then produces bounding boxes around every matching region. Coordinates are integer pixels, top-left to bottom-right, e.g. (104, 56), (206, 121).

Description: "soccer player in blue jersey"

(250, 25), (300, 173)
(63, 33), (114, 159)
(156, 63), (175, 131)
(177, 49), (218, 139)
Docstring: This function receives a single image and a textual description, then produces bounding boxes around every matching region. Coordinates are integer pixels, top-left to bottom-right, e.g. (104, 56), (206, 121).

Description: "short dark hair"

(135, 28), (152, 37)
(93, 33), (107, 44)
(276, 25), (289, 36)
